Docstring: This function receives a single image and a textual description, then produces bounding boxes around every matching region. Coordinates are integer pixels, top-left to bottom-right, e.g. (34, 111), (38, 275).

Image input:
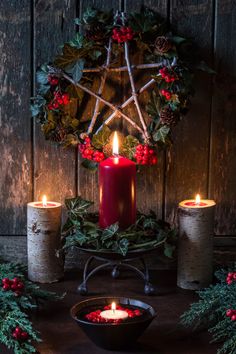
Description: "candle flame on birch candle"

(42, 195), (47, 207)
(195, 194), (200, 204)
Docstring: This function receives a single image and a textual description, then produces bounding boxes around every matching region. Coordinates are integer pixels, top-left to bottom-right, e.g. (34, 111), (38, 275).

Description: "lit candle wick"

(195, 194), (201, 205)
(112, 132), (119, 156)
(42, 195), (47, 207)
(111, 302), (116, 314)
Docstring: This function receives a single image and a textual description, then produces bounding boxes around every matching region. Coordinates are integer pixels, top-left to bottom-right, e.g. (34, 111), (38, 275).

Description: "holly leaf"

(68, 32), (84, 49)
(81, 159), (98, 171)
(122, 135), (139, 159)
(153, 125), (170, 143)
(164, 242), (175, 258)
(66, 59), (84, 83)
(92, 126), (111, 149)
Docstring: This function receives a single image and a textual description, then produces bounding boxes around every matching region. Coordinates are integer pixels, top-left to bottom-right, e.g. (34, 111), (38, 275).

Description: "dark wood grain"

(0, 0), (32, 234)
(165, 0), (214, 224)
(209, 0), (236, 235)
(33, 0), (77, 204)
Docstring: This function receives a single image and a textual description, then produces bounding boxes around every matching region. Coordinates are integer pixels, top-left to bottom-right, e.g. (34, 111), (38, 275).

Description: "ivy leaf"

(143, 218), (157, 230)
(146, 91), (161, 118)
(129, 8), (161, 33)
(66, 59), (84, 83)
(195, 61), (216, 74)
(171, 36), (187, 45)
(122, 135), (139, 159)
(55, 44), (80, 68)
(164, 242), (175, 258)
(102, 223), (119, 242)
(89, 49), (102, 60)
(153, 125), (170, 143)
(65, 196), (93, 219)
(92, 126), (111, 149)
(74, 18), (81, 26)
(83, 7), (98, 24)
(36, 64), (49, 85)
(117, 238), (129, 256)
(30, 96), (46, 117)
(69, 33), (84, 49)
(81, 159), (98, 171)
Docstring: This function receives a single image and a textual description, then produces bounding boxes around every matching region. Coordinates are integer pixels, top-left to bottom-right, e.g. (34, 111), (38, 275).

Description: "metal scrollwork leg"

(140, 258), (155, 295)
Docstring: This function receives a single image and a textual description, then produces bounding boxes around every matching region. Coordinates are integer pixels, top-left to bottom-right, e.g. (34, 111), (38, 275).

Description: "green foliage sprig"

(181, 267), (236, 354)
(62, 196), (177, 257)
(0, 262), (62, 354)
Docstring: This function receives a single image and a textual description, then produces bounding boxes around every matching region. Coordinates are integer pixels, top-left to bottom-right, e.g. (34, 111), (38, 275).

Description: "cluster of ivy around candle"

(62, 196), (177, 257)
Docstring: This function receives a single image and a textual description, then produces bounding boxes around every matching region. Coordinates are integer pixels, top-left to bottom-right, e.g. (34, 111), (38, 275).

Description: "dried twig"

(87, 38), (112, 134)
(82, 63), (163, 73)
(121, 13), (149, 142)
(48, 67), (144, 134)
(96, 78), (156, 133)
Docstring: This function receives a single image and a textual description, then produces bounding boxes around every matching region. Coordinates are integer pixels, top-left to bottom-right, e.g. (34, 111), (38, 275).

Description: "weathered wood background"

(0, 0), (236, 263)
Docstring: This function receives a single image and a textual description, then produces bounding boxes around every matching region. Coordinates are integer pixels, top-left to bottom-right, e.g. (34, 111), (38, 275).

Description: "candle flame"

(111, 302), (116, 313)
(112, 132), (119, 155)
(42, 195), (47, 207)
(195, 194), (201, 204)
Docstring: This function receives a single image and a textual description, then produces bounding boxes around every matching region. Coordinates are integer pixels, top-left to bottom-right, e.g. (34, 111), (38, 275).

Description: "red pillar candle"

(99, 132), (136, 229)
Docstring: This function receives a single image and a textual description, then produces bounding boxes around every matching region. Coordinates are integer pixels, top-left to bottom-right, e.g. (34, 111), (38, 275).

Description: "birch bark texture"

(177, 200), (216, 290)
(27, 202), (63, 283)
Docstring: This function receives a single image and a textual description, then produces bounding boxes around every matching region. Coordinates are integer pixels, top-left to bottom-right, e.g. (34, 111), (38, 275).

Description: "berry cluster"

(159, 67), (177, 83)
(112, 26), (134, 43)
(226, 309), (236, 321)
(134, 144), (158, 165)
(85, 305), (142, 324)
(1, 277), (24, 296)
(12, 327), (29, 341)
(160, 89), (172, 100)
(79, 137), (105, 163)
(48, 91), (70, 110)
(226, 272), (236, 285)
(48, 75), (59, 86)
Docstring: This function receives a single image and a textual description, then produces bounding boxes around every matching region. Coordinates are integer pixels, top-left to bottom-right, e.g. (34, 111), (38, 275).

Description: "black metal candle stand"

(77, 247), (158, 295)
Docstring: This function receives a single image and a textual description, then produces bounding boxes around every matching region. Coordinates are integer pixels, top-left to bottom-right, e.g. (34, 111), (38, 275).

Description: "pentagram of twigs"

(49, 12), (175, 144)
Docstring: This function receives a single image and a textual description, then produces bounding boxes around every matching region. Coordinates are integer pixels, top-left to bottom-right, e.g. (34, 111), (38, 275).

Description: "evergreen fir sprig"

(0, 261), (63, 354)
(181, 267), (236, 354)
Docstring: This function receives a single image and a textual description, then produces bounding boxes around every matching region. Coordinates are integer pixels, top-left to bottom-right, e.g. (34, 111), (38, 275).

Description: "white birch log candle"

(177, 194), (216, 290)
(27, 196), (64, 283)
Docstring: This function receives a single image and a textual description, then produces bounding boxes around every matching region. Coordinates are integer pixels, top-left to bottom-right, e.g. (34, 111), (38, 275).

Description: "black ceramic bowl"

(71, 297), (156, 350)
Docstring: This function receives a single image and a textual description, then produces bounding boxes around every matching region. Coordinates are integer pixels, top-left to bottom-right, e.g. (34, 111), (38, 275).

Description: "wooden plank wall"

(0, 0), (236, 261)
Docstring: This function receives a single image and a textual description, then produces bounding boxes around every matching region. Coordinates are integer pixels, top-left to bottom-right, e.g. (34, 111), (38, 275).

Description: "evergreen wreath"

(62, 196), (177, 258)
(181, 266), (236, 354)
(31, 7), (213, 169)
(0, 261), (62, 354)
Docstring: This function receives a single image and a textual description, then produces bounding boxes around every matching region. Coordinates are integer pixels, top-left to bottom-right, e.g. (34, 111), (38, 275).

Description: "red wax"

(99, 156), (136, 229)
(185, 202), (208, 206)
(34, 202), (57, 207)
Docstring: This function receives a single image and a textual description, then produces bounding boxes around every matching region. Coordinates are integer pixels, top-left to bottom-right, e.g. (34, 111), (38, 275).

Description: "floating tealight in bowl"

(70, 297), (156, 350)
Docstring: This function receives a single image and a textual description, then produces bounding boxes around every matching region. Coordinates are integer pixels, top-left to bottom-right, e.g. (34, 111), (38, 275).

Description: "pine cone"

(85, 23), (106, 42)
(50, 126), (66, 142)
(154, 36), (172, 53)
(160, 107), (179, 126)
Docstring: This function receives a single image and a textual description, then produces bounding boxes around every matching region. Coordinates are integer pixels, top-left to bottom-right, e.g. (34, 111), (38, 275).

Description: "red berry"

(165, 93), (171, 100)
(52, 101), (59, 109)
(62, 93), (70, 105)
(233, 273), (236, 280)
(227, 279), (233, 285)
(20, 331), (29, 340)
(2, 278), (10, 284)
(231, 314), (236, 321)
(48, 75), (59, 86)
(226, 309), (233, 317)
(3, 284), (10, 291)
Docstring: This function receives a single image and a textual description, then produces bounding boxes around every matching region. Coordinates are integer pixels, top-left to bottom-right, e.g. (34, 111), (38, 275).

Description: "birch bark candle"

(27, 196), (63, 283)
(177, 194), (216, 290)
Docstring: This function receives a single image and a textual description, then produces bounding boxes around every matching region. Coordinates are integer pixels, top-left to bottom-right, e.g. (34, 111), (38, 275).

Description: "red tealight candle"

(99, 132), (136, 229)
